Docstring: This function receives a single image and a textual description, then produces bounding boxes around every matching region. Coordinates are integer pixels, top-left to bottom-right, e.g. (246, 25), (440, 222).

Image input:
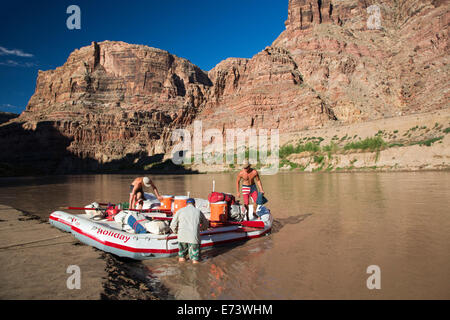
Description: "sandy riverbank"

(187, 109), (450, 173)
(281, 109), (450, 172)
(0, 204), (160, 300)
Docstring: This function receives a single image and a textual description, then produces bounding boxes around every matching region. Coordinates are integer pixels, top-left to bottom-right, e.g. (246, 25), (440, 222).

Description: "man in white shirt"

(170, 198), (209, 264)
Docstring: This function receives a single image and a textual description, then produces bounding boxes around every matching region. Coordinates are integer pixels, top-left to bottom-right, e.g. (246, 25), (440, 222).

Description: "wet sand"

(0, 204), (160, 300)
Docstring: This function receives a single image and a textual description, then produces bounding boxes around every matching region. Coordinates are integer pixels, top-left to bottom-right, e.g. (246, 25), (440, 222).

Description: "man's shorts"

(130, 185), (144, 198)
(178, 242), (200, 261)
(242, 184), (258, 206)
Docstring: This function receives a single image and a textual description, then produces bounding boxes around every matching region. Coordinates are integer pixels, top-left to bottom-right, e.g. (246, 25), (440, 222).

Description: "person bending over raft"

(236, 161), (265, 220)
(170, 198), (209, 264)
(129, 177), (163, 209)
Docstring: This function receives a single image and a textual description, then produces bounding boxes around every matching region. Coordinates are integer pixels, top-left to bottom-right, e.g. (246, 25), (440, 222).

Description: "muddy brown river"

(0, 172), (449, 299)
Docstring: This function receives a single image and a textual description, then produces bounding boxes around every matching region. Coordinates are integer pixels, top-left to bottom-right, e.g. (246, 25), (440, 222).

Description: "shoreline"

(2, 109), (448, 178)
(0, 204), (165, 300)
(1, 164), (449, 179)
(188, 109), (450, 174)
(0, 108), (450, 178)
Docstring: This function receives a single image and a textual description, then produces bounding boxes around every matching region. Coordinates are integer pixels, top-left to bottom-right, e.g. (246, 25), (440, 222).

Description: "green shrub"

(279, 141), (321, 159)
(410, 136), (444, 147)
(343, 136), (386, 151)
(279, 159), (300, 170)
(300, 142), (321, 153)
(279, 144), (296, 158)
(314, 155), (324, 164)
(322, 142), (339, 155)
(388, 143), (404, 148)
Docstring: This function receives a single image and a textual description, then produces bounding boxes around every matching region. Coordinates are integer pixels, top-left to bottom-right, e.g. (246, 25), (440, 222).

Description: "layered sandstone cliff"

(275, 0), (449, 122)
(1, 41), (212, 173)
(0, 0), (448, 174)
(197, 46), (337, 132)
(200, 0), (449, 131)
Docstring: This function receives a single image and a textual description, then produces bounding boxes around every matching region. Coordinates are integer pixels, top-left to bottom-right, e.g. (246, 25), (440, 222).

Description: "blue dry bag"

(256, 192), (268, 205)
(127, 215), (147, 234)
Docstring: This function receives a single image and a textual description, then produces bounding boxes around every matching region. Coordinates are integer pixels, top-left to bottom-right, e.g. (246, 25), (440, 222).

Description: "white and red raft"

(49, 194), (272, 260)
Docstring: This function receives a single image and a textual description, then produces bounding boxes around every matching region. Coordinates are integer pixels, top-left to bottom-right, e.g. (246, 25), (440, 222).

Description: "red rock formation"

(195, 0), (448, 133)
(0, 0), (448, 174)
(6, 41), (212, 172)
(274, 0), (449, 123)
(25, 41), (211, 116)
(198, 47), (337, 133)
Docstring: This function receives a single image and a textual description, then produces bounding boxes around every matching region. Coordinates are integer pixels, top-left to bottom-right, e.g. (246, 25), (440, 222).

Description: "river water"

(0, 172), (449, 299)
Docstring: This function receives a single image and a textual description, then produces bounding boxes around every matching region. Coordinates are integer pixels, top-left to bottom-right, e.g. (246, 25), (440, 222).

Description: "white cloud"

(0, 60), (19, 66)
(0, 46), (33, 58)
(1, 104), (18, 109)
(0, 59), (36, 67)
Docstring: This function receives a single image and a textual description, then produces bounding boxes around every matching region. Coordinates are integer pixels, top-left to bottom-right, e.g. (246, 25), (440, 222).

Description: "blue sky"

(0, 0), (288, 114)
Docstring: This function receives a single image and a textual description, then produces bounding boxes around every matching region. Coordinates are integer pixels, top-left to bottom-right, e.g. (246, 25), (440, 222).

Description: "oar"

(61, 206), (106, 211)
(148, 216), (173, 221)
(98, 202), (163, 209)
(150, 215), (265, 229)
(60, 207), (263, 227)
(61, 206), (172, 214)
(128, 208), (172, 214)
(215, 220), (265, 228)
(97, 202), (167, 211)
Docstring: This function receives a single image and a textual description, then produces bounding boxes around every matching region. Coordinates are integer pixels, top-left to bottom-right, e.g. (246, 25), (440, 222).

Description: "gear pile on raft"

(49, 181), (272, 260)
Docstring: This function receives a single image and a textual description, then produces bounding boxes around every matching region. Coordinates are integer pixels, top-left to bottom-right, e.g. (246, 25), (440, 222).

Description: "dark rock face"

(0, 112), (19, 125)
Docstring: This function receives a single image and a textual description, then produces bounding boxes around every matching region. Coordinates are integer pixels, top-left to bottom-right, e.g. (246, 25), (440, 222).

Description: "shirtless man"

(129, 177), (163, 209)
(236, 161), (265, 220)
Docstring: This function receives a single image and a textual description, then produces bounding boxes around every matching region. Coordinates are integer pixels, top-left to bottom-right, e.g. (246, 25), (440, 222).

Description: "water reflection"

(143, 237), (274, 300)
(0, 172), (449, 299)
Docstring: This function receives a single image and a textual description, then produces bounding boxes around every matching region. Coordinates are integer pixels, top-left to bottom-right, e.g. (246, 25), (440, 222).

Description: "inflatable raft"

(49, 194), (272, 260)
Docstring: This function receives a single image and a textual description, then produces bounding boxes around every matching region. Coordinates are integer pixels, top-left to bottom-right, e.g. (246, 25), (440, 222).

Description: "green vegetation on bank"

(276, 123), (449, 171)
(343, 136), (386, 151)
(279, 141), (320, 158)
(279, 136), (387, 163)
(176, 122), (449, 173)
(409, 136), (444, 147)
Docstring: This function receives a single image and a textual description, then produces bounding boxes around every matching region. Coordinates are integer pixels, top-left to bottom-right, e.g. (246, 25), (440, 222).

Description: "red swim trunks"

(242, 184), (258, 206)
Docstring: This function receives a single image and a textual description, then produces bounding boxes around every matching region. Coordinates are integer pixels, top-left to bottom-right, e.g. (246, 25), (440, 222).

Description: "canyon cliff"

(0, 0), (448, 174)
(200, 0), (449, 130)
(1, 42), (212, 173)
